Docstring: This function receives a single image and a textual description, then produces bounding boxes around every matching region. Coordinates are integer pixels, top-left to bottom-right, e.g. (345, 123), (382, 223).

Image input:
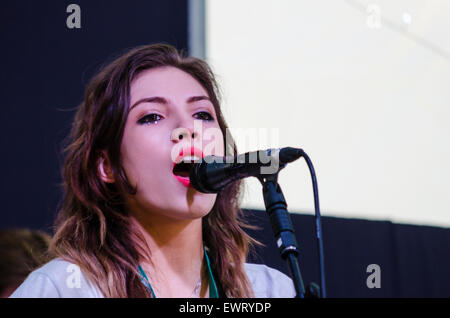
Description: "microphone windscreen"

(279, 147), (304, 164)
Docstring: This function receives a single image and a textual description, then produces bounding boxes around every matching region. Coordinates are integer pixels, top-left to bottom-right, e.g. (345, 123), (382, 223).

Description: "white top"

(9, 258), (296, 298)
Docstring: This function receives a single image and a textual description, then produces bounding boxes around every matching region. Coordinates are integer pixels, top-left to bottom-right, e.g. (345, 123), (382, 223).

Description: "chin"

(179, 202), (215, 220)
(127, 189), (217, 221)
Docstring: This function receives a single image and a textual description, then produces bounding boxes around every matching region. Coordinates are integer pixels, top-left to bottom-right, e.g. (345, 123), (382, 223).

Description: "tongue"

(174, 171), (190, 178)
(173, 162), (192, 178)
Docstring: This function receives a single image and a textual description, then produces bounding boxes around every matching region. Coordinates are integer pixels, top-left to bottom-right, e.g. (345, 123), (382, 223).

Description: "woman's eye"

(138, 113), (163, 125)
(194, 111), (214, 121)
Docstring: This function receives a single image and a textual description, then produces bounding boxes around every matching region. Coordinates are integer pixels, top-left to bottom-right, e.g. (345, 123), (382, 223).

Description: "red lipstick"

(172, 146), (204, 187)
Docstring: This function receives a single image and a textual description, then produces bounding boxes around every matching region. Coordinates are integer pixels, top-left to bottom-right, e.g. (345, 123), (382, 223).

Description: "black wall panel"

(0, 0), (188, 232)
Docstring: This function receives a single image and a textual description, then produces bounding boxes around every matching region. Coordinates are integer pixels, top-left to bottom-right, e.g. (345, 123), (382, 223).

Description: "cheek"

(120, 126), (166, 186)
(202, 124), (225, 157)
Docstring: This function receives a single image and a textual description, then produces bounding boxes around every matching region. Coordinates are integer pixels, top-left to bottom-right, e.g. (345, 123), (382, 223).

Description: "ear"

(98, 151), (115, 183)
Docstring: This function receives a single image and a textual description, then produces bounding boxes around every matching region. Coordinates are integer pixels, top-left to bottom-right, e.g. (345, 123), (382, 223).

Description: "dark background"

(1, 0), (449, 297)
(0, 0), (187, 232)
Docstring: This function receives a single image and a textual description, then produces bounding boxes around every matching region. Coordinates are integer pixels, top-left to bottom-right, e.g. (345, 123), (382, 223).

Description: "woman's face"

(120, 66), (224, 221)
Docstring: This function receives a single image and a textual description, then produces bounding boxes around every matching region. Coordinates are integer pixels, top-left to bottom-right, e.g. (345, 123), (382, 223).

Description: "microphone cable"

(301, 151), (327, 298)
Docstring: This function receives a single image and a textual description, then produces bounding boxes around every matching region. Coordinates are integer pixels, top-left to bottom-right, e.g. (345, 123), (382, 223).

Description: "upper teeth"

(180, 156), (201, 163)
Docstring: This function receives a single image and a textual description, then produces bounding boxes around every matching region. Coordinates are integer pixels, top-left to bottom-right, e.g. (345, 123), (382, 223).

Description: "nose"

(170, 126), (200, 143)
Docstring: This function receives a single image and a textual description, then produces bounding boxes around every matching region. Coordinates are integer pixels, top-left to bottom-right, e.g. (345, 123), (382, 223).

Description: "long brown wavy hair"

(50, 43), (257, 297)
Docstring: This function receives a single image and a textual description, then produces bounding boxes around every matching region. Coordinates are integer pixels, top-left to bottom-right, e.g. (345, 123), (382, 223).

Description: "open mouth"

(172, 147), (204, 187)
(172, 161), (195, 178)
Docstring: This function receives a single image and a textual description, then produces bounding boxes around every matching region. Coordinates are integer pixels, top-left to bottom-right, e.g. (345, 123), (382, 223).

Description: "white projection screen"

(205, 0), (450, 227)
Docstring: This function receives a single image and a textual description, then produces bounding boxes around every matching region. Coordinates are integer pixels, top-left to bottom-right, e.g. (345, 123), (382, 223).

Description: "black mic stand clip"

(257, 171), (321, 298)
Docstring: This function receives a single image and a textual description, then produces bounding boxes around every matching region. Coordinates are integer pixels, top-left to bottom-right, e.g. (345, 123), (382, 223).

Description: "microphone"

(189, 147), (304, 193)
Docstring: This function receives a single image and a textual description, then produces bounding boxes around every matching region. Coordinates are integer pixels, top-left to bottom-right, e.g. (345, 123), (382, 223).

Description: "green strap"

(203, 245), (219, 298)
(138, 264), (157, 297)
(138, 245), (219, 298)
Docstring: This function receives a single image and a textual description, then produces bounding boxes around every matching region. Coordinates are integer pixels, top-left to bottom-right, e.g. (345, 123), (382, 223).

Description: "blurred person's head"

(51, 43), (255, 298)
(0, 229), (51, 297)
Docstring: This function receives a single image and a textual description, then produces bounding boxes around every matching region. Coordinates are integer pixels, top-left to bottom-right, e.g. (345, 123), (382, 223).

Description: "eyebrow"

(130, 95), (211, 111)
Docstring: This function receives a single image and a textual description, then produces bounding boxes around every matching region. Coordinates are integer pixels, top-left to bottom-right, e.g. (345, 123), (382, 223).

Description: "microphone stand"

(257, 171), (321, 298)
